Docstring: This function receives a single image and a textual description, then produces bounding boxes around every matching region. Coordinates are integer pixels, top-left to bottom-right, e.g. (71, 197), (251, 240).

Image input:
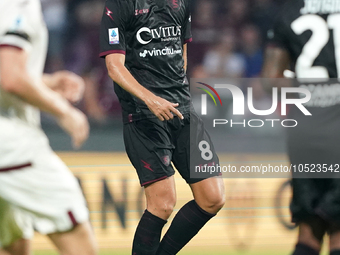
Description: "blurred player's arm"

(0, 47), (89, 148)
(262, 13), (293, 90)
(262, 46), (291, 78)
(105, 53), (183, 121)
(42, 71), (85, 103)
(261, 46), (292, 92)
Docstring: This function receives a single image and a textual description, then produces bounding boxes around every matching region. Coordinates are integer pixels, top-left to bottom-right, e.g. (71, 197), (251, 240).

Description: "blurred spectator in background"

(191, 65), (209, 79)
(41, 0), (67, 71)
(190, 0), (218, 67)
(217, 0), (250, 32)
(202, 29), (245, 78)
(240, 24), (263, 78)
(64, 1), (112, 122)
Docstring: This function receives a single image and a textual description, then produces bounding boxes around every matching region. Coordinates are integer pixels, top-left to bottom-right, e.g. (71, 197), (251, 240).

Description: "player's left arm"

(261, 11), (292, 90)
(262, 46), (291, 78)
(183, 44), (188, 73)
(261, 46), (292, 93)
(42, 71), (85, 103)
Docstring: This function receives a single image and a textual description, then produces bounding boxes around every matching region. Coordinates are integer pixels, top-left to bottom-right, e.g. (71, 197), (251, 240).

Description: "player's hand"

(48, 71), (85, 103)
(57, 107), (90, 149)
(145, 95), (183, 121)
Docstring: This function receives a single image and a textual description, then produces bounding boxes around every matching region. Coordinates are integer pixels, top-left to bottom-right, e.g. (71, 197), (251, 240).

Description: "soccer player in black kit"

(99, 0), (225, 254)
(263, 0), (340, 255)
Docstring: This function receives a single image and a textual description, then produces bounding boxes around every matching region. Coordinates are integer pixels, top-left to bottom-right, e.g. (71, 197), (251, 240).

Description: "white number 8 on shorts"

(198, 140), (213, 161)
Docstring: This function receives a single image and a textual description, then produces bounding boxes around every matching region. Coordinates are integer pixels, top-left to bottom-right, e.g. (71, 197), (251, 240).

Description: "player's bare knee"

(199, 193), (225, 214)
(148, 198), (176, 219)
(160, 202), (175, 218)
(210, 194), (225, 213)
(145, 181), (176, 219)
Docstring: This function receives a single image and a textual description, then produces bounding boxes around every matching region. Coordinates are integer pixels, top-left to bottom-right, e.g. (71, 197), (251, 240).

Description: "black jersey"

(99, 0), (192, 122)
(268, 0), (340, 175)
(268, 0), (340, 111)
(268, 0), (340, 79)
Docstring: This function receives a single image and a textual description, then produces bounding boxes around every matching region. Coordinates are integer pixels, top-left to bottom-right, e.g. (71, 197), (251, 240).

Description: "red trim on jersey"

(184, 38), (192, 44)
(0, 44), (23, 51)
(99, 50), (126, 58)
(0, 163), (32, 172)
(68, 211), (78, 227)
(141, 176), (168, 186)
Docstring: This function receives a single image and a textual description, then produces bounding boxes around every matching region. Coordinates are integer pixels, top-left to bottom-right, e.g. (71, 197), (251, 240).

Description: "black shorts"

(290, 178), (340, 224)
(287, 107), (340, 223)
(123, 111), (219, 186)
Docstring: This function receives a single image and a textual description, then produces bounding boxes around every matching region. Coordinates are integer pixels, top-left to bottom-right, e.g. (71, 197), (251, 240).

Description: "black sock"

(292, 243), (319, 255)
(156, 200), (215, 255)
(132, 210), (167, 255)
(330, 250), (340, 255)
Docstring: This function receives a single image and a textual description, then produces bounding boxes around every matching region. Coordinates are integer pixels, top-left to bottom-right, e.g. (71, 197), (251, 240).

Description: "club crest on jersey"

(162, 155), (171, 166)
(108, 28), (119, 44)
(168, 0), (181, 10)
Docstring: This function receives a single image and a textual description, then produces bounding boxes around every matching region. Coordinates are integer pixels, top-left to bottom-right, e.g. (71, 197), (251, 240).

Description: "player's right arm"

(100, 0), (183, 121)
(0, 46), (89, 148)
(105, 53), (183, 121)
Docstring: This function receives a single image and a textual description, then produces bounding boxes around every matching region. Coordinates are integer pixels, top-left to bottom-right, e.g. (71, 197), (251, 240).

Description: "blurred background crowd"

(41, 0), (285, 123)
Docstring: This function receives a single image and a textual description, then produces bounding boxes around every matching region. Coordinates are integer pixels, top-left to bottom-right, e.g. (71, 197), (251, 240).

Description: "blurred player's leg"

(156, 177), (225, 255)
(0, 239), (30, 255)
(48, 221), (97, 255)
(328, 224), (340, 255)
(0, 197), (31, 255)
(292, 217), (327, 255)
(132, 177), (175, 254)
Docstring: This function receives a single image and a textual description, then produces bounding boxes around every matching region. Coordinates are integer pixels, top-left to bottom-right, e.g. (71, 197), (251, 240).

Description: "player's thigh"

(123, 118), (175, 186)
(172, 111), (220, 184)
(48, 221), (96, 255)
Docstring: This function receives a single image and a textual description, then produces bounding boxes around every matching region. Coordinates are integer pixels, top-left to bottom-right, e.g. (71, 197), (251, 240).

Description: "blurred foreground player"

(0, 0), (97, 254)
(100, 0), (225, 254)
(263, 0), (340, 255)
